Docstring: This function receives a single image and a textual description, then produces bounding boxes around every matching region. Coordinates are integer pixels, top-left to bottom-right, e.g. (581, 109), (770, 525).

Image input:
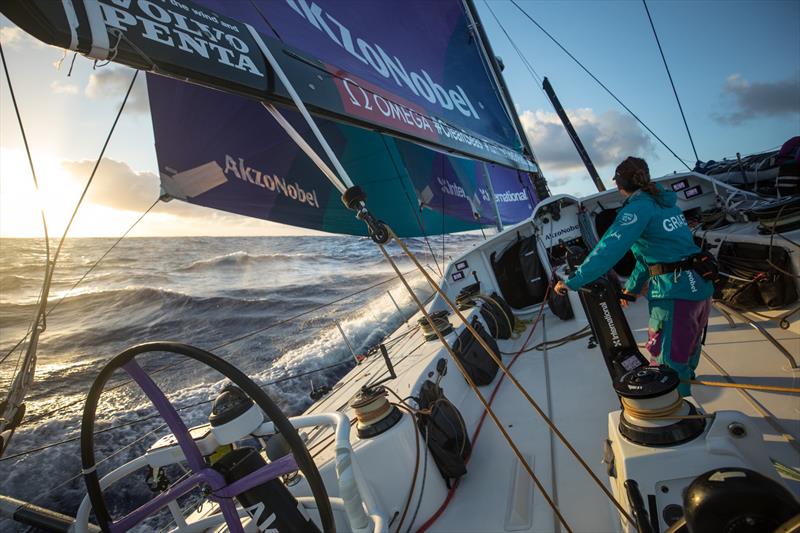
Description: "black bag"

(479, 292), (515, 339)
(417, 380), (471, 488)
(491, 234), (546, 309)
(452, 318), (499, 385)
(547, 275), (574, 320)
(716, 243), (797, 308)
(518, 236), (547, 302)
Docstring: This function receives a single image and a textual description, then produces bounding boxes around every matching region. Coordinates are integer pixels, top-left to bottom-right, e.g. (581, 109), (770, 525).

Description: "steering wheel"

(80, 342), (335, 533)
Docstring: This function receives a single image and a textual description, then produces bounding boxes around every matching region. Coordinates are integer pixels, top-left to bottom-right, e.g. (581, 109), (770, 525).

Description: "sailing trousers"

(644, 298), (711, 396)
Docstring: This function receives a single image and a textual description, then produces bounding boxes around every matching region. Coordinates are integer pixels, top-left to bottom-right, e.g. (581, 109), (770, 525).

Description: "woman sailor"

(554, 157), (713, 396)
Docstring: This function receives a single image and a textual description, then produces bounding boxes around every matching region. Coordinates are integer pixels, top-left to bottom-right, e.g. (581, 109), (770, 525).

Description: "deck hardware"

(727, 422), (746, 438)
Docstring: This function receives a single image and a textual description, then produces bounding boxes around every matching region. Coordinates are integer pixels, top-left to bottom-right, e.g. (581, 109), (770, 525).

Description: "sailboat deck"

(304, 296), (798, 533)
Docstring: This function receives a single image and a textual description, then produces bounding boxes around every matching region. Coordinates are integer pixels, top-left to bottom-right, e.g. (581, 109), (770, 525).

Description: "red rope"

(415, 284), (551, 533)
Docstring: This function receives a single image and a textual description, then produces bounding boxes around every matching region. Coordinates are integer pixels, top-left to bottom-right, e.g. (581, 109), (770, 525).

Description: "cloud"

(60, 158), (160, 211)
(546, 175), (572, 188)
(50, 80), (79, 95)
(0, 26), (44, 49)
(58, 157), (287, 233)
(711, 74), (800, 125)
(519, 108), (654, 174)
(85, 67), (149, 113)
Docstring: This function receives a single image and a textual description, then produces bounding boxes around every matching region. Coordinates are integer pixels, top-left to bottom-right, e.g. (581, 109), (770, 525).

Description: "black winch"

(615, 366), (706, 446)
(349, 386), (402, 439)
(561, 247), (705, 447)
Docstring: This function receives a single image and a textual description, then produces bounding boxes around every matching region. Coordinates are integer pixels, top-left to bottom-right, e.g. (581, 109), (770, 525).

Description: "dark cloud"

(85, 66), (149, 113)
(711, 74), (800, 125)
(61, 158), (159, 211)
(520, 108), (654, 172)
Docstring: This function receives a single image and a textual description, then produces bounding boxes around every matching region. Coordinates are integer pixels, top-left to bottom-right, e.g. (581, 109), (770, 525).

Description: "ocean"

(0, 234), (479, 530)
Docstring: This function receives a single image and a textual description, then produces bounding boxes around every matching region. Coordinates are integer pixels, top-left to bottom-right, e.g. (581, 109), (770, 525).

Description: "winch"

(349, 385), (402, 439)
(614, 365), (706, 446)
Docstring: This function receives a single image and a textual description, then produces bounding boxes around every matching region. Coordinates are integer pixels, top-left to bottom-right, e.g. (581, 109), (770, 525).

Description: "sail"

(149, 75), (537, 236)
(2, 0), (537, 171)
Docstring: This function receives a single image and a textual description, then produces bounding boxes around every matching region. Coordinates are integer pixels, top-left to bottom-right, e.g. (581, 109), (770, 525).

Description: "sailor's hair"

(613, 157), (659, 197)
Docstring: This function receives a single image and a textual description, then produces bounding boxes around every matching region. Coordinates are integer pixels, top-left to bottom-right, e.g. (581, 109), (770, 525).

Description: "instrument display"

(671, 179), (689, 191)
(684, 185), (702, 199)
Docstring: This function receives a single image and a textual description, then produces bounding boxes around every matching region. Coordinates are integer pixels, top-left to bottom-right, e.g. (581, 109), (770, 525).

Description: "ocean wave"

(178, 250), (355, 272)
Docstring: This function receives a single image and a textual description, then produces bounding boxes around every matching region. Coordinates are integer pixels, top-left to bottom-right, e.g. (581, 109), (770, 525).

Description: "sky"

(0, 0), (798, 237)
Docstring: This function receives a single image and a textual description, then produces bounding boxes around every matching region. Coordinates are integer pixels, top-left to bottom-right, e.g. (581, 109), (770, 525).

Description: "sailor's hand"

(554, 280), (569, 295)
(620, 290), (637, 307)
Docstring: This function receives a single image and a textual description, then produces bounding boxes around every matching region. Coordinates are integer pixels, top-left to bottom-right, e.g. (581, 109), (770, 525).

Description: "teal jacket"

(565, 186), (713, 301)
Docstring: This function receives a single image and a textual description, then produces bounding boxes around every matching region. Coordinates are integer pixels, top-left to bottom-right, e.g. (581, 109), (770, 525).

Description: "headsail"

(149, 74), (538, 236)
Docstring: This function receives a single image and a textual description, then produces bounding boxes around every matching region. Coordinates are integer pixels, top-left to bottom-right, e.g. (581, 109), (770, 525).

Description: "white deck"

(300, 296), (799, 533)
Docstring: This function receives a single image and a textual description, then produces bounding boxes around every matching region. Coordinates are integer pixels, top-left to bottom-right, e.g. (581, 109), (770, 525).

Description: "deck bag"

(451, 317), (499, 385)
(547, 274), (574, 320)
(491, 234), (545, 309)
(416, 380), (471, 488)
(518, 235), (547, 303)
(479, 292), (515, 339)
(715, 242), (798, 308)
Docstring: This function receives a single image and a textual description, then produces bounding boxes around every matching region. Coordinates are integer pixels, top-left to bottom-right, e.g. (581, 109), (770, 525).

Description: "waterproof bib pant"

(645, 298), (711, 396)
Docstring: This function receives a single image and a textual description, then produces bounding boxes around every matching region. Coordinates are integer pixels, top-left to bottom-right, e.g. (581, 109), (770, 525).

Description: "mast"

(462, 0), (550, 200)
(542, 77), (606, 192)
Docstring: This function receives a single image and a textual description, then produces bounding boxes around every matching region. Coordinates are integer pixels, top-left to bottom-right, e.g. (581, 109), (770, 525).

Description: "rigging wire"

(507, 0), (693, 172)
(48, 69), (140, 272)
(46, 197), (161, 316)
(0, 197), (160, 369)
(0, 40), (51, 385)
(0, 42), (50, 267)
(0, 70), (145, 380)
(484, 1), (544, 88)
(22, 268), (427, 426)
(641, 0), (700, 163)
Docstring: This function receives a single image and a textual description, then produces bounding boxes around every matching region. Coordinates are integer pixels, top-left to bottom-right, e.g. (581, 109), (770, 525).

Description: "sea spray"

(0, 234), (476, 529)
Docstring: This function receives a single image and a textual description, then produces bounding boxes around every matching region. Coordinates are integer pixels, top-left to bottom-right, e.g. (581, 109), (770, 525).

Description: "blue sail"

(145, 0), (541, 236)
(149, 75), (537, 236)
(191, 0), (535, 170)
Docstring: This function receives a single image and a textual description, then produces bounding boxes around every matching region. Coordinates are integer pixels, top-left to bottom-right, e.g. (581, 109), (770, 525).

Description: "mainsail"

(3, 0), (538, 171)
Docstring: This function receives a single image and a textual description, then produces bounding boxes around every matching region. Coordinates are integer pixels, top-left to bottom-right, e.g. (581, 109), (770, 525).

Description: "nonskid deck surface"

(303, 296), (799, 532)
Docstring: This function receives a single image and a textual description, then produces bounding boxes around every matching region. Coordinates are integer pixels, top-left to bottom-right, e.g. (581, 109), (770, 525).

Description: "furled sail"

(2, 0), (539, 172)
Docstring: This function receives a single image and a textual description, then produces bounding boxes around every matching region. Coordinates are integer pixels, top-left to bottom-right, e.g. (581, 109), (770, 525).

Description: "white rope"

(261, 103), (345, 194)
(246, 24), (353, 193)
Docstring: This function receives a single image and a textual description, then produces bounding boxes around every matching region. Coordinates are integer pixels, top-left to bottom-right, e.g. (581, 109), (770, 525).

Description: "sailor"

(554, 157), (713, 396)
